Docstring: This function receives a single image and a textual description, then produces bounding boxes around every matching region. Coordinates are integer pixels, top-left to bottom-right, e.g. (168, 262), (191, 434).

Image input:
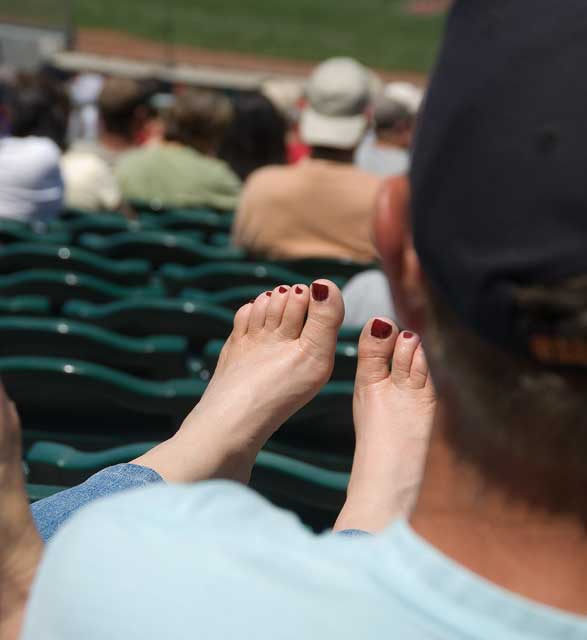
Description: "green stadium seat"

(0, 316), (188, 379)
(0, 219), (70, 245)
(0, 270), (164, 311)
(203, 339), (358, 382)
(271, 381), (355, 456)
(1, 356), (204, 443)
(0, 295), (51, 316)
(26, 440), (159, 485)
(0, 243), (152, 286)
(79, 231), (245, 267)
(141, 209), (233, 235)
(63, 298), (234, 348)
(181, 286), (268, 311)
(52, 213), (157, 241)
(160, 262), (313, 295)
(277, 258), (376, 281)
(26, 441), (349, 531)
(338, 326), (362, 341)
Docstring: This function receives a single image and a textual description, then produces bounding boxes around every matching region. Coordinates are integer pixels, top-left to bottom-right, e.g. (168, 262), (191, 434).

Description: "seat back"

(79, 231), (245, 267)
(0, 243), (152, 285)
(64, 298), (234, 348)
(0, 316), (188, 379)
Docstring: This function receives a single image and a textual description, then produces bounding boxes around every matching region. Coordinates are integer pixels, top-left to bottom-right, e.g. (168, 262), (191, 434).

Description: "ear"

(374, 176), (427, 333)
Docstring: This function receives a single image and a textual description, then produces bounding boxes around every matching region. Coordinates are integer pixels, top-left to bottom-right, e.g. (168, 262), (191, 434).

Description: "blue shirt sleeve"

(31, 463), (163, 541)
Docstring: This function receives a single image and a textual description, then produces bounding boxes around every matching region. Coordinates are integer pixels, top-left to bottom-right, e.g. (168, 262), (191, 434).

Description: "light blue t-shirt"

(23, 481), (587, 639)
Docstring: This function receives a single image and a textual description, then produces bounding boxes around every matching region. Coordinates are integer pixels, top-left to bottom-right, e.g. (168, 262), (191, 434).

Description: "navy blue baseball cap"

(411, 0), (587, 366)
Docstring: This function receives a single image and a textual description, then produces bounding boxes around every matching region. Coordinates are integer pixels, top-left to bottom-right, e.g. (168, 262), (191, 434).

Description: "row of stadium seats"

(6, 207), (368, 528)
(0, 315), (359, 380)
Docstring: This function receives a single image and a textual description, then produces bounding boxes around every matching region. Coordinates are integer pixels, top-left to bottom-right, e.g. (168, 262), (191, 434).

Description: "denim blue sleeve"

(337, 529), (372, 537)
(31, 463), (163, 542)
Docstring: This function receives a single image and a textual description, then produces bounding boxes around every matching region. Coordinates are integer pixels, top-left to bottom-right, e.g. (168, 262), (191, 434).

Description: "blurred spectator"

(70, 77), (151, 167)
(60, 153), (121, 212)
(115, 88), (241, 211)
(218, 91), (287, 181)
(7, 72), (70, 150)
(355, 82), (423, 177)
(233, 57), (381, 262)
(61, 77), (154, 212)
(0, 77), (65, 223)
(261, 78), (309, 164)
(67, 73), (104, 144)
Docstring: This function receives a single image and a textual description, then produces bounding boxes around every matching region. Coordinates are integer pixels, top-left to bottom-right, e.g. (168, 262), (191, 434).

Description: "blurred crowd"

(0, 60), (422, 257)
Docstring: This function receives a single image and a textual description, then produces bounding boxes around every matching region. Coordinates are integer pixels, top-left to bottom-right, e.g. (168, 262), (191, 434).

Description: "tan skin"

(373, 175), (587, 616)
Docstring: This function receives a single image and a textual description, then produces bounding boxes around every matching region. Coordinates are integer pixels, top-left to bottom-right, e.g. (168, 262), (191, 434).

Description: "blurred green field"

(3, 0), (445, 72)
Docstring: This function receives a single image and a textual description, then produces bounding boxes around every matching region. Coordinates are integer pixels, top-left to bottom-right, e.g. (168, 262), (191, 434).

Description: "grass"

(2, 0), (446, 72)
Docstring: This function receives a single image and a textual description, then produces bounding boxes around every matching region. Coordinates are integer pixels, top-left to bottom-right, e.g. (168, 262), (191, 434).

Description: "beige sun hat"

(300, 57), (371, 149)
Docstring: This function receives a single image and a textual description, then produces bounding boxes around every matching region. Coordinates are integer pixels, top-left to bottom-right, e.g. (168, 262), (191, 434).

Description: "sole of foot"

(335, 319), (436, 532)
(134, 280), (345, 483)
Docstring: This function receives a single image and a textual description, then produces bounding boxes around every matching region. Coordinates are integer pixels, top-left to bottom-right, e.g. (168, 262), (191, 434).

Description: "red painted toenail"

(266, 291), (272, 297)
(248, 299), (256, 304)
(311, 282), (329, 301)
(403, 331), (414, 339)
(371, 319), (393, 339)
(279, 286), (287, 293)
(295, 286), (303, 294)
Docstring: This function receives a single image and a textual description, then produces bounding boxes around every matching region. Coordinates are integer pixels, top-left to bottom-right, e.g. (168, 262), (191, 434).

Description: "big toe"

(298, 279), (345, 367)
(355, 317), (400, 389)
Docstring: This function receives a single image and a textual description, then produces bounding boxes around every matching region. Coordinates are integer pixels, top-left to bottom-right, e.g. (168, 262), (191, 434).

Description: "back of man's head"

(6, 72), (70, 149)
(98, 77), (149, 140)
(163, 88), (233, 155)
(410, 0), (587, 519)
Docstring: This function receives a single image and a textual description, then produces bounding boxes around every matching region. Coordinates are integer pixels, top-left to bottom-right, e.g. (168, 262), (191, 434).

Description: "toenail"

(311, 282), (329, 301)
(295, 286), (303, 294)
(266, 291), (272, 297)
(371, 319), (393, 339)
(248, 299), (256, 304)
(403, 331), (414, 339)
(279, 286), (287, 293)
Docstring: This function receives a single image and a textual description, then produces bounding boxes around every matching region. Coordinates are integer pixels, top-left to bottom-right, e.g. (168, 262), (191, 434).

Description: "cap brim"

(300, 108), (367, 149)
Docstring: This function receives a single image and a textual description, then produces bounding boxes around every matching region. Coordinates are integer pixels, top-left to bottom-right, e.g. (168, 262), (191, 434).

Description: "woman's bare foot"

(334, 319), (435, 533)
(0, 385), (43, 640)
(133, 280), (345, 483)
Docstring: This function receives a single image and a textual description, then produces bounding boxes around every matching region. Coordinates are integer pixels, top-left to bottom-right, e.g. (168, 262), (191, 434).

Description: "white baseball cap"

(383, 82), (424, 116)
(300, 57), (370, 149)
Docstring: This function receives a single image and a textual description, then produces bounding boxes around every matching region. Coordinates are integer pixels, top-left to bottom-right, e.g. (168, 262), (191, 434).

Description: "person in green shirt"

(115, 89), (241, 211)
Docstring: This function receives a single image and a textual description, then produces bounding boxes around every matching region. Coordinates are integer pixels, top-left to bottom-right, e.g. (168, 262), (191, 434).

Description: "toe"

(279, 284), (310, 339)
(409, 343), (430, 389)
(248, 291), (273, 333)
(299, 279), (345, 363)
(355, 317), (400, 389)
(391, 331), (422, 387)
(265, 285), (291, 330)
(231, 300), (254, 338)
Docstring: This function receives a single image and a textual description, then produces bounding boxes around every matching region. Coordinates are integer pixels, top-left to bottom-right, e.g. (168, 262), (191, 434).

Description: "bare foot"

(334, 320), (435, 532)
(133, 280), (345, 483)
(0, 385), (43, 640)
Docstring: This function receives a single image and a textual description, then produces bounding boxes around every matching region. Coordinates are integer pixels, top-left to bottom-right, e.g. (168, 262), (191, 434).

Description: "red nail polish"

(294, 286), (303, 294)
(279, 286), (287, 293)
(371, 319), (393, 339)
(403, 331), (414, 339)
(248, 299), (256, 304)
(266, 291), (272, 297)
(311, 282), (329, 301)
